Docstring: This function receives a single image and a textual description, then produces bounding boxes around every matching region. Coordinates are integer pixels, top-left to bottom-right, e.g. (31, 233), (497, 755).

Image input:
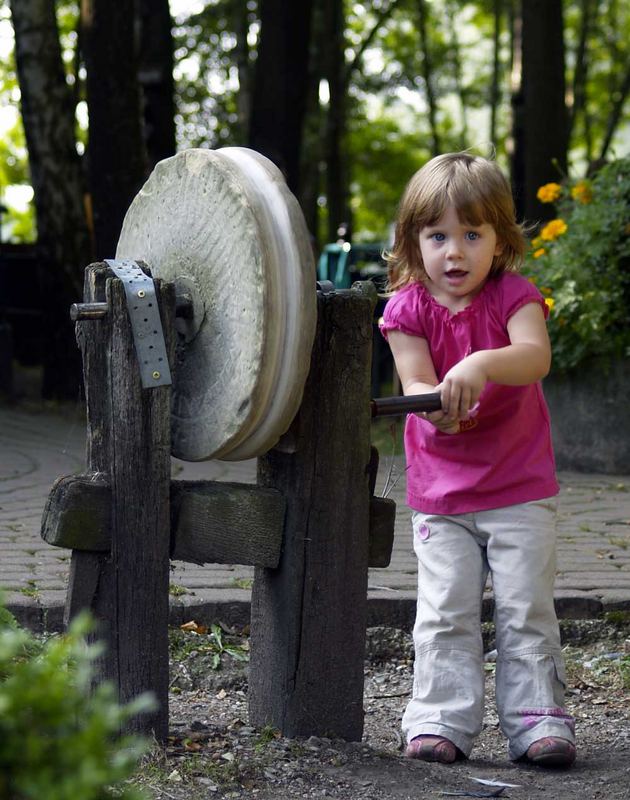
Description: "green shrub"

(524, 157), (630, 372)
(0, 600), (153, 800)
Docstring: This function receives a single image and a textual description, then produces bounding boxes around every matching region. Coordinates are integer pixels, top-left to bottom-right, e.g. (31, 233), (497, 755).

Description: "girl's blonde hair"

(385, 152), (526, 291)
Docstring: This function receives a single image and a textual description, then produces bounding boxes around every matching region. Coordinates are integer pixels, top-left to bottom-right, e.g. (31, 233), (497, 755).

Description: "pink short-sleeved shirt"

(380, 272), (559, 514)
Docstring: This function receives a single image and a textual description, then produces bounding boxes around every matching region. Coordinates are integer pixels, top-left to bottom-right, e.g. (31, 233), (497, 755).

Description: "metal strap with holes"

(105, 259), (172, 389)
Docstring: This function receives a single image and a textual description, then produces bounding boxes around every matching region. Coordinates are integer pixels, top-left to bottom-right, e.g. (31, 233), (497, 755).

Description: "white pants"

(402, 499), (575, 760)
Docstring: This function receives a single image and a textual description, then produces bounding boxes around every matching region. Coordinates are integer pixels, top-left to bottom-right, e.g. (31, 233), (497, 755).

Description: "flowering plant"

(525, 158), (630, 372)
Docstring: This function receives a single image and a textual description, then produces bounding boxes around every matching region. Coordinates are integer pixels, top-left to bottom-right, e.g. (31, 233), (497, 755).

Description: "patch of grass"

(254, 724), (281, 752)
(608, 536), (628, 550)
(169, 623), (250, 670)
(169, 582), (190, 597)
(583, 654), (630, 692)
(19, 580), (39, 598)
(136, 750), (243, 795)
(603, 610), (630, 627)
(232, 577), (253, 590)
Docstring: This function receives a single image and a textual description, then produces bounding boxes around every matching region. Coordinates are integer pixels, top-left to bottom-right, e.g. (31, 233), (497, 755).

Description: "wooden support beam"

(42, 477), (285, 566)
(42, 473), (110, 551)
(64, 262), (173, 741)
(369, 496), (396, 568)
(170, 481), (284, 567)
(41, 478), (394, 569)
(248, 283), (377, 741)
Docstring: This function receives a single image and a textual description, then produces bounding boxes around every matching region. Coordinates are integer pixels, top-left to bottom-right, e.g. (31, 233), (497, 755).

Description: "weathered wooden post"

(65, 262), (174, 739)
(249, 284), (375, 740)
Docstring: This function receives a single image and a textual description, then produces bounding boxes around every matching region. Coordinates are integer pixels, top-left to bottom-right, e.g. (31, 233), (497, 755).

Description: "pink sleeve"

(501, 274), (549, 323)
(378, 284), (426, 340)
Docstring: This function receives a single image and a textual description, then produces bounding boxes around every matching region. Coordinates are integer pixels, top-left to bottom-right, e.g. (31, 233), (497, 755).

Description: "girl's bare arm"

(440, 302), (551, 418)
(386, 331), (460, 433)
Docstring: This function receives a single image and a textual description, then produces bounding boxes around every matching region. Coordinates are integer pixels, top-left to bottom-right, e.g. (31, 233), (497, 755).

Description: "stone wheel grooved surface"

(116, 147), (316, 462)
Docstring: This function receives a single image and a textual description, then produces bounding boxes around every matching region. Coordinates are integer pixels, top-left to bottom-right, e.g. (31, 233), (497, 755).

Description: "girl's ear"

(494, 239), (504, 256)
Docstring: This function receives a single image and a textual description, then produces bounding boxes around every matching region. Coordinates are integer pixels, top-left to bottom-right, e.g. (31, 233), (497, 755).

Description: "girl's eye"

(465, 231), (480, 241)
(431, 233), (445, 242)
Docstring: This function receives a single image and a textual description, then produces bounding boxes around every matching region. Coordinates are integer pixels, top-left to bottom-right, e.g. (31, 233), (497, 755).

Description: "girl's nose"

(446, 239), (463, 258)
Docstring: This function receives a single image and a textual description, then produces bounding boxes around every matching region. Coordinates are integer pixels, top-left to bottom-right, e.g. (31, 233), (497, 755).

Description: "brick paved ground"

(1, 402), (629, 632)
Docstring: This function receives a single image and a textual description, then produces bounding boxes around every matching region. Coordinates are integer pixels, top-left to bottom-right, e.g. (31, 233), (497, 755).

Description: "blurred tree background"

(0, 0), (629, 397)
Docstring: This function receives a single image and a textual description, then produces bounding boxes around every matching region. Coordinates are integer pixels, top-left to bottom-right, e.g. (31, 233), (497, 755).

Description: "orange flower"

(533, 248), (546, 259)
(537, 183), (562, 203)
(540, 218), (568, 241)
(570, 181), (592, 204)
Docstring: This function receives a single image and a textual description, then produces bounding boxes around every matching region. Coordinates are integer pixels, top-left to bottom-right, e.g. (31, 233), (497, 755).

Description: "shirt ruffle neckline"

(416, 278), (493, 320)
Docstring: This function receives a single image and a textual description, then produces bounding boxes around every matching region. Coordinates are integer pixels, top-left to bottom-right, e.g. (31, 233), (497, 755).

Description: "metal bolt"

(70, 302), (109, 321)
(137, 289), (146, 298)
(152, 371), (161, 380)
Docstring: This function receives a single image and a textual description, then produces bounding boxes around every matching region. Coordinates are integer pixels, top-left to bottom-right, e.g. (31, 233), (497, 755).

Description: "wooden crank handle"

(370, 391), (443, 418)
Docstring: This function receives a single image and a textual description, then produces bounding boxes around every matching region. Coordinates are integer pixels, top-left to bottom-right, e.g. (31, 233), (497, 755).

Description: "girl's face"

(418, 205), (502, 312)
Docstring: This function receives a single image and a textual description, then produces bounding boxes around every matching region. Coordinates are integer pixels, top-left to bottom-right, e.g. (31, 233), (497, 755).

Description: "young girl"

(380, 153), (576, 768)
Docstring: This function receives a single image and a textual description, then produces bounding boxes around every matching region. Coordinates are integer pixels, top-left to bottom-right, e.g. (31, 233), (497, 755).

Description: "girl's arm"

(440, 301), (551, 419)
(386, 330), (460, 433)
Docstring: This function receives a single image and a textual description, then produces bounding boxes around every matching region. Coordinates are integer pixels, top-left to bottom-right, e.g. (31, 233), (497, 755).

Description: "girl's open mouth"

(445, 269), (468, 279)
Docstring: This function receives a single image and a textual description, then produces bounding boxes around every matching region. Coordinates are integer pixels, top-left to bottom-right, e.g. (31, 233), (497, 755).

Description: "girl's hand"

(417, 408), (461, 434)
(439, 354), (488, 420)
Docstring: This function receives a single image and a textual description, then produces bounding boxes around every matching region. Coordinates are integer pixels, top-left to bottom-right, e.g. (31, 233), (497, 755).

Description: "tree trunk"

(248, 0), (314, 197)
(417, 0), (441, 156)
(514, 0), (569, 224)
(446, 0), (468, 149)
(568, 0), (594, 155)
(9, 0), (93, 399)
(489, 0), (502, 146)
(138, 0), (177, 170)
(81, 0), (147, 258)
(323, 0), (349, 243)
(299, 1), (327, 247)
(231, 0), (254, 139)
(597, 62), (630, 164)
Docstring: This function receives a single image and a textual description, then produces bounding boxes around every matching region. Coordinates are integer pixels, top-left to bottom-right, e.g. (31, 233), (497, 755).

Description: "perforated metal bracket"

(105, 259), (172, 389)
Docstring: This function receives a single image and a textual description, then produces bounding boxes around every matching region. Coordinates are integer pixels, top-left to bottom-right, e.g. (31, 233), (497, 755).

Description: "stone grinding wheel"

(116, 147), (317, 461)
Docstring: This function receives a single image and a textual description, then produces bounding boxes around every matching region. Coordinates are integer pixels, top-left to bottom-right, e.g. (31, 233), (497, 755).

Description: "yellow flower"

(540, 218), (568, 241)
(544, 297), (555, 312)
(540, 286), (552, 296)
(570, 181), (592, 204)
(537, 182), (562, 203)
(533, 248), (546, 259)
(531, 236), (543, 249)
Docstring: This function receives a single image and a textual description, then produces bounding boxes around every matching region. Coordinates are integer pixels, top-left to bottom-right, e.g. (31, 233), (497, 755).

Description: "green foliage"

(349, 112), (427, 240)
(0, 600), (153, 800)
(2, 0), (629, 245)
(172, 0), (257, 149)
(564, 0), (630, 163)
(169, 622), (250, 671)
(525, 157), (630, 372)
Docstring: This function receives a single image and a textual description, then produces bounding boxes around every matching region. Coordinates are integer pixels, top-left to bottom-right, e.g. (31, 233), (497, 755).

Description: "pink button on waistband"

(417, 523), (430, 540)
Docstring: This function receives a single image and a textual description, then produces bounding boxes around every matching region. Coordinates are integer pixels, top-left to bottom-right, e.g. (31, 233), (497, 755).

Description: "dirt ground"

(133, 618), (630, 800)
